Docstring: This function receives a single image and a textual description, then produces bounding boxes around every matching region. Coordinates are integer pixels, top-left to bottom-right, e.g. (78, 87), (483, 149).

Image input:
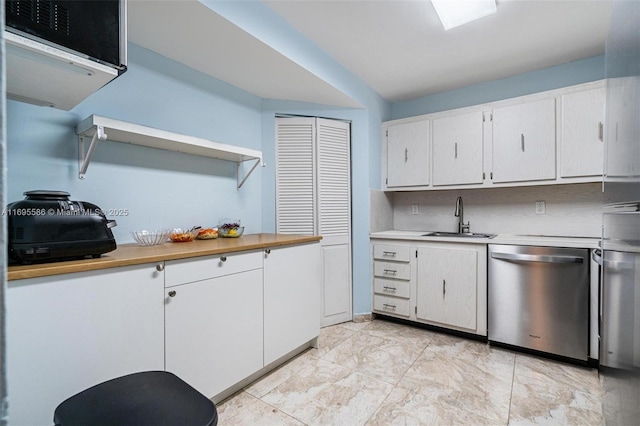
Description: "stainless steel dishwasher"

(488, 244), (589, 361)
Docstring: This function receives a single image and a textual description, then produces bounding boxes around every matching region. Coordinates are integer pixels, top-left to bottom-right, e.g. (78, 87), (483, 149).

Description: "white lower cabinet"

(372, 243), (413, 319)
(165, 259), (263, 398)
(7, 242), (322, 423)
(264, 243), (321, 365)
(416, 243), (487, 334)
(416, 246), (480, 331)
(371, 240), (487, 336)
(7, 264), (165, 426)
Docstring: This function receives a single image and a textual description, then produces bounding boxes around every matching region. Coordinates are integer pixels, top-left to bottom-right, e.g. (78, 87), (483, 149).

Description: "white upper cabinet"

(382, 80), (605, 192)
(432, 111), (484, 186)
(491, 98), (557, 184)
(560, 86), (605, 178)
(386, 120), (430, 188)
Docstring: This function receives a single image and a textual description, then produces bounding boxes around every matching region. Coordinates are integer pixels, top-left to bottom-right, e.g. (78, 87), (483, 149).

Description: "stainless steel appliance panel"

(601, 248), (638, 368)
(488, 244), (589, 361)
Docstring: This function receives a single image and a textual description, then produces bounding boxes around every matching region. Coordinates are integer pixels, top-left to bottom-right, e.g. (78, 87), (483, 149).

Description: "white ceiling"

(128, 0), (612, 106)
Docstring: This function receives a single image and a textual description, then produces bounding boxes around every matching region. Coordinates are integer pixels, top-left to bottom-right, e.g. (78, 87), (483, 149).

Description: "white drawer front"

(373, 244), (411, 262)
(373, 278), (411, 299)
(165, 251), (263, 287)
(374, 261), (411, 281)
(374, 295), (411, 317)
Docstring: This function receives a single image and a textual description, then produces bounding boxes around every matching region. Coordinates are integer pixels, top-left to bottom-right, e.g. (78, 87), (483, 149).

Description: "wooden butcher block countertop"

(8, 233), (322, 281)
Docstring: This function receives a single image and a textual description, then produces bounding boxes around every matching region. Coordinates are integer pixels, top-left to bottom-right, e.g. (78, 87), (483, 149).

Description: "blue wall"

(392, 55), (605, 119)
(7, 44), (264, 243)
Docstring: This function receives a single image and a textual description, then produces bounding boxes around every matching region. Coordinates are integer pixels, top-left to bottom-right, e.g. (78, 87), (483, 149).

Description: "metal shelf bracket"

(78, 125), (108, 179)
(237, 158), (264, 190)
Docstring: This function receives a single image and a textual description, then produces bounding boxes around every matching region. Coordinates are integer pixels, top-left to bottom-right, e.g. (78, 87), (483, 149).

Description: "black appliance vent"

(9, 226), (25, 241)
(7, 1), (70, 36)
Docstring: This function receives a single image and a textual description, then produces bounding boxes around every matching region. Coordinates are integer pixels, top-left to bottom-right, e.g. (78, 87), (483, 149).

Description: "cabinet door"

(386, 120), (430, 187)
(416, 247), (478, 330)
(560, 87), (605, 177)
(492, 98), (556, 183)
(433, 111), (484, 186)
(165, 269), (263, 398)
(264, 243), (321, 365)
(7, 264), (165, 426)
(605, 77), (640, 178)
(321, 243), (352, 327)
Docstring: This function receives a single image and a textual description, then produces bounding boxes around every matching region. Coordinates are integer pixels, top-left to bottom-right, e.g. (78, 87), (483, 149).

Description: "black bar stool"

(54, 371), (218, 426)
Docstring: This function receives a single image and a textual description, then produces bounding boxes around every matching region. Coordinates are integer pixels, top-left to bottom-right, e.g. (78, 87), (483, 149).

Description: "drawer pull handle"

(156, 263), (164, 272)
(383, 303), (397, 310)
(265, 248), (271, 255)
(383, 286), (397, 292)
(383, 269), (397, 275)
(443, 279), (446, 296)
(168, 290), (176, 298)
(382, 251), (397, 256)
(220, 256), (227, 262)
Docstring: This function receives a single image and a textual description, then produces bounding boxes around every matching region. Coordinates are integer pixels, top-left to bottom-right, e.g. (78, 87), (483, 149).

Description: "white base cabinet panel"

(7, 241), (322, 423)
(7, 264), (165, 426)
(264, 243), (321, 365)
(371, 240), (487, 336)
(417, 247), (478, 331)
(165, 256), (264, 399)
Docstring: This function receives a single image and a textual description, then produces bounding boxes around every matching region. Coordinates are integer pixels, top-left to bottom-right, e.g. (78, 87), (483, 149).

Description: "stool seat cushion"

(54, 371), (217, 426)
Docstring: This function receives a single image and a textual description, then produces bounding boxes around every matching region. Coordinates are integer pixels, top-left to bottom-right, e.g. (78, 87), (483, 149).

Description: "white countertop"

(370, 230), (600, 249)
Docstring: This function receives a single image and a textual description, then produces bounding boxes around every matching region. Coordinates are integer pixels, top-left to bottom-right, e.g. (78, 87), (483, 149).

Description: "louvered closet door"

(275, 117), (316, 235)
(317, 118), (351, 245)
(317, 118), (352, 327)
(275, 116), (352, 327)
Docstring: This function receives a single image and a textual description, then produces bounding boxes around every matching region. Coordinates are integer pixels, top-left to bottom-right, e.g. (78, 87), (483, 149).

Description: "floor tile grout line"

(506, 353), (518, 425)
(243, 390), (310, 426)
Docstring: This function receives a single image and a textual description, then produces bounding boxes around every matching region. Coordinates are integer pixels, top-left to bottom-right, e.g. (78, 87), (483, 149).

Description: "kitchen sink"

(421, 231), (496, 239)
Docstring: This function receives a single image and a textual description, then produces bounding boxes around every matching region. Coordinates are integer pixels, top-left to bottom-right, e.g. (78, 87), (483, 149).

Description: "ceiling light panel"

(432, 0), (497, 30)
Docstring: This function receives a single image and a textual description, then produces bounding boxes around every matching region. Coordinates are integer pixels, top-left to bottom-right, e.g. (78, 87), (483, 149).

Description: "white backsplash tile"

(390, 183), (603, 238)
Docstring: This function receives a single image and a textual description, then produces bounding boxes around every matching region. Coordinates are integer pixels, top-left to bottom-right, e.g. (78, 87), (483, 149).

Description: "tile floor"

(217, 319), (603, 425)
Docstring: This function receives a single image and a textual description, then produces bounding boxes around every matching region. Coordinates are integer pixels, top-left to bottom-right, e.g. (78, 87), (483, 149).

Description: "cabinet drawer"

(373, 278), (411, 299)
(373, 244), (411, 262)
(373, 295), (411, 317)
(374, 261), (411, 281)
(165, 251), (263, 287)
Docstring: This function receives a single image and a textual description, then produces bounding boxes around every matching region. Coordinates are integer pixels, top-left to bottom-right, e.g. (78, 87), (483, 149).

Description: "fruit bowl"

(196, 228), (219, 240)
(169, 228), (198, 243)
(218, 226), (244, 238)
(132, 230), (171, 246)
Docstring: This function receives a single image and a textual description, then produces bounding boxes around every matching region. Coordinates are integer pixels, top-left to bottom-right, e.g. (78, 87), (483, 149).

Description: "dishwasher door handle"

(491, 252), (584, 264)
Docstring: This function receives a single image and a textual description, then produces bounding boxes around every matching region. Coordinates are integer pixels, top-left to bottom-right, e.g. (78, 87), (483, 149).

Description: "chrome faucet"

(454, 196), (470, 234)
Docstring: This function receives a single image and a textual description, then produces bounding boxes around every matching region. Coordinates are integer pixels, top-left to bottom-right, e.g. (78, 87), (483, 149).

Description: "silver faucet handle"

(461, 221), (471, 234)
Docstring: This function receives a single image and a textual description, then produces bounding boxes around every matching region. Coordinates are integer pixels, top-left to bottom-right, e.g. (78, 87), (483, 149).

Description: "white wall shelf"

(76, 115), (263, 189)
